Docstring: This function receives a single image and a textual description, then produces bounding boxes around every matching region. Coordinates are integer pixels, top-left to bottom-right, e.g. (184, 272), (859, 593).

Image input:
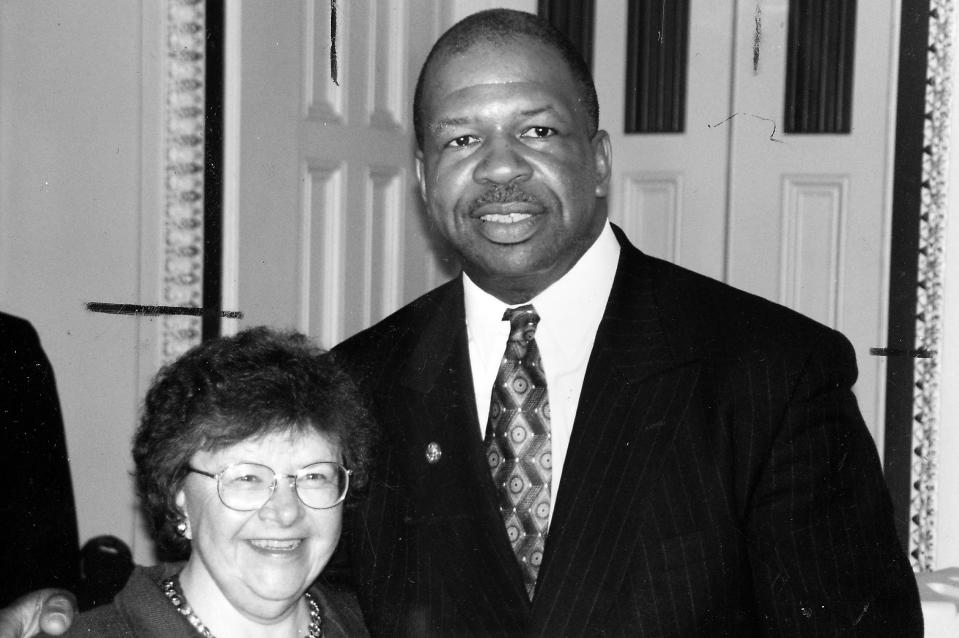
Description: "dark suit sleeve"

(745, 331), (922, 635)
(0, 316), (81, 605)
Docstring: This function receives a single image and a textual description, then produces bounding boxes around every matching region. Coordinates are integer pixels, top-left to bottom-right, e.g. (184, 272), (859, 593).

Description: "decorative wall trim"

(783, 0), (857, 133)
(161, 0), (206, 363)
(909, 0), (954, 571)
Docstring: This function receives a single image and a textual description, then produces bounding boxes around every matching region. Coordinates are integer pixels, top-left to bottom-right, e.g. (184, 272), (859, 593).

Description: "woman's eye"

(521, 126), (556, 139)
(445, 135), (479, 148)
(235, 474), (261, 483)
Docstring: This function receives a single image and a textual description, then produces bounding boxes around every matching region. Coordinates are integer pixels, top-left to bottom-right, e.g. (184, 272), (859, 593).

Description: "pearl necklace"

(161, 576), (322, 637)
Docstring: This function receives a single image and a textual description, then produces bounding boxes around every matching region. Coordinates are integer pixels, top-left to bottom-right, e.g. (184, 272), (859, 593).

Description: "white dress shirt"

(463, 221), (620, 523)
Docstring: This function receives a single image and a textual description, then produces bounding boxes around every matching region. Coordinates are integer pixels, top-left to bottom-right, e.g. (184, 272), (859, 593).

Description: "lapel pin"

(425, 442), (443, 464)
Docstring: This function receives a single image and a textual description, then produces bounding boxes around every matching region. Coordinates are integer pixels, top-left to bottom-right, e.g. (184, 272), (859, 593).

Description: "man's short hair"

(413, 9), (599, 149)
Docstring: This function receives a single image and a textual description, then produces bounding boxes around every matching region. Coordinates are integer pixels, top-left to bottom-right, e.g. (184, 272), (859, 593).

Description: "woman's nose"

(473, 137), (532, 185)
(258, 477), (303, 526)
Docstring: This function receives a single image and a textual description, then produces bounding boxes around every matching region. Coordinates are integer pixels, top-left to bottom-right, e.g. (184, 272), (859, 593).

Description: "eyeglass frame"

(186, 461), (352, 511)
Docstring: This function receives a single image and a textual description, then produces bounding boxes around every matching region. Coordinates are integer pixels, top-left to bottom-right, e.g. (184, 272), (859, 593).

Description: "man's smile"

(472, 207), (542, 244)
(480, 211), (534, 224)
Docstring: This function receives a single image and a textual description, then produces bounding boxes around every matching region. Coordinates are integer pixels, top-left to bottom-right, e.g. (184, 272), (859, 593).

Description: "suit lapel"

(532, 237), (704, 634)
(398, 282), (532, 628)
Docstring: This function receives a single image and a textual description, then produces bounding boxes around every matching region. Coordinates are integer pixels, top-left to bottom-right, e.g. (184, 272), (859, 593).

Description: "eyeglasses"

(187, 461), (352, 511)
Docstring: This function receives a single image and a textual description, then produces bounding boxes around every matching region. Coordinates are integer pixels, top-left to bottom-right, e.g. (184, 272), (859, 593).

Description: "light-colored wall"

(0, 1), (164, 562)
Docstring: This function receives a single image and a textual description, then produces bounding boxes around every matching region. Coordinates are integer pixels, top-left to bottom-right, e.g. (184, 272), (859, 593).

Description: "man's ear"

(592, 130), (612, 197)
(415, 150), (428, 203)
(175, 490), (192, 540)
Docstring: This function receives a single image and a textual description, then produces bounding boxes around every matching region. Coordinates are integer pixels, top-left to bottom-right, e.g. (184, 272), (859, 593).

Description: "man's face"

(416, 39), (611, 303)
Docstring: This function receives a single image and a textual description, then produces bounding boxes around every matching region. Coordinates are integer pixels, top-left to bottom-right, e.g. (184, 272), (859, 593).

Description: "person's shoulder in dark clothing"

(0, 311), (81, 605)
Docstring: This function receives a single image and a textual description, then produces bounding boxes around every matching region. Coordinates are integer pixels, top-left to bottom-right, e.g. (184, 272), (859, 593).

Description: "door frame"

(883, 0), (952, 570)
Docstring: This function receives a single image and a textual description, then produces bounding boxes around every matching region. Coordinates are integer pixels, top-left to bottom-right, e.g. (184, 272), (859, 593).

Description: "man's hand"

(0, 590), (77, 638)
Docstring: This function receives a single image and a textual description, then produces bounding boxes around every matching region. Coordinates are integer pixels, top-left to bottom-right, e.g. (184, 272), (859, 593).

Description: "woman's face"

(175, 429), (343, 623)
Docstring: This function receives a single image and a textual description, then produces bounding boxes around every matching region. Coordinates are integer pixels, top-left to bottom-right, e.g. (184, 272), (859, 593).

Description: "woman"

(49, 327), (372, 637)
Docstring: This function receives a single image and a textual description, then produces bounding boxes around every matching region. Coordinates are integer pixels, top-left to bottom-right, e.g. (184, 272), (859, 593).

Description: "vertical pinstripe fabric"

(333, 227), (922, 637)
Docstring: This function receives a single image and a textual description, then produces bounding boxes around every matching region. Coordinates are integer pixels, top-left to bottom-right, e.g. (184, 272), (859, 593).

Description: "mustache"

(467, 184), (541, 215)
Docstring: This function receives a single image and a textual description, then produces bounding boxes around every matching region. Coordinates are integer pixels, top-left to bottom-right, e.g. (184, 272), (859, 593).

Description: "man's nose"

(473, 137), (533, 184)
(258, 477), (303, 526)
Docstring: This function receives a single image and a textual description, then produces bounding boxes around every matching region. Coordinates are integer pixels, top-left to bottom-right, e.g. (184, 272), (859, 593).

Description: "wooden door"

(230, 0), (451, 348)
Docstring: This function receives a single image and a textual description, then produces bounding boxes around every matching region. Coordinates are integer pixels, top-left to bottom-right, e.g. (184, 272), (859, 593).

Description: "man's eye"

(445, 135), (479, 148)
(521, 126), (557, 139)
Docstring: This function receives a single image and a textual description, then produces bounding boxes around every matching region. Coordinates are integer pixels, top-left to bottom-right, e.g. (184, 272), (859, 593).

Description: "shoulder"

(0, 313), (54, 391)
(310, 581), (370, 637)
(55, 564), (189, 638)
(332, 278), (460, 380)
(0, 311), (36, 340)
(0, 311), (42, 358)
(630, 247), (851, 364)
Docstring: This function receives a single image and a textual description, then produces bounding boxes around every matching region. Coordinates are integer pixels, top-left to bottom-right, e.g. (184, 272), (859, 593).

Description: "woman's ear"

(175, 490), (192, 540)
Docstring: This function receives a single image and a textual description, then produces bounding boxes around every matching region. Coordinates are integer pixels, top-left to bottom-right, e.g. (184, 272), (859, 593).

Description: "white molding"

(301, 160), (346, 347)
(368, 0), (407, 129)
(367, 166), (404, 323)
(221, 0), (242, 337)
(161, 0), (205, 363)
(779, 175), (848, 330)
(619, 173), (683, 263)
(132, 0), (169, 567)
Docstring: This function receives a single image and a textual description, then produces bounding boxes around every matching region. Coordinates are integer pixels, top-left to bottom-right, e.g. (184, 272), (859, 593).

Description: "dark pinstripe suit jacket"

(332, 228), (922, 637)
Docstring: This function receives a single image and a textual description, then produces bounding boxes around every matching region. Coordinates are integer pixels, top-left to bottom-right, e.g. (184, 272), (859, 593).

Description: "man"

(1, 9), (922, 637)
(333, 9), (921, 636)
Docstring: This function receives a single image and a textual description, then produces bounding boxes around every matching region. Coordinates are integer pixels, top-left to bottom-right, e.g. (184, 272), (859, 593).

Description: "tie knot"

(503, 304), (540, 342)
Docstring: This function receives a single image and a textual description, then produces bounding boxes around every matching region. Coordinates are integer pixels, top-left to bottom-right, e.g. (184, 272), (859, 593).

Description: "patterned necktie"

(484, 304), (552, 599)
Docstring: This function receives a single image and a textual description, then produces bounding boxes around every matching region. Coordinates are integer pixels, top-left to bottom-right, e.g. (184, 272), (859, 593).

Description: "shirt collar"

(463, 221), (620, 362)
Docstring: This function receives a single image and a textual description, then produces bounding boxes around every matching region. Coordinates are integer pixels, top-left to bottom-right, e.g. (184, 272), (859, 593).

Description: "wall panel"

(301, 161), (345, 347)
(620, 173), (683, 263)
(368, 0), (407, 128)
(780, 176), (847, 328)
(367, 167), (405, 324)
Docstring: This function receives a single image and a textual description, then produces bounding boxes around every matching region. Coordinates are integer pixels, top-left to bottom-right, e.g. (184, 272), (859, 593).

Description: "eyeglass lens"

(217, 462), (348, 510)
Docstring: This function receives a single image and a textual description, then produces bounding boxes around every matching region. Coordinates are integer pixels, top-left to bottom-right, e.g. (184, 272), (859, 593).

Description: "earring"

(175, 521), (188, 537)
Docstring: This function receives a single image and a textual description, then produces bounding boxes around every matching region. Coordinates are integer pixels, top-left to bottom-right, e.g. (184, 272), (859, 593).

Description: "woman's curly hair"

(132, 327), (375, 558)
